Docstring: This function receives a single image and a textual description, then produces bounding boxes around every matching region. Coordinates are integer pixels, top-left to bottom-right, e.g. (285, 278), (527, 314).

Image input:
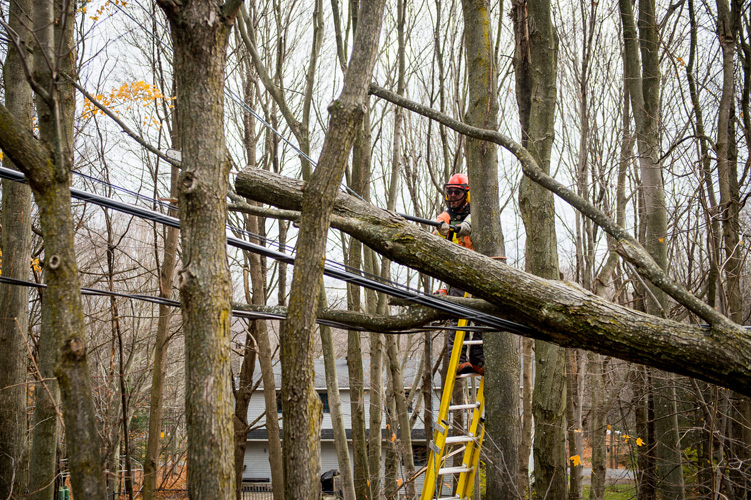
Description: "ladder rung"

(438, 466), (473, 475)
(463, 340), (483, 345)
(445, 435), (475, 444)
(449, 402), (480, 411)
(456, 372), (482, 379)
(429, 440), (441, 454)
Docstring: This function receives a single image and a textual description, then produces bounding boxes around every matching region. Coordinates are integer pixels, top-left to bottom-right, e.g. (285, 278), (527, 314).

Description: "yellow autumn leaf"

(607, 424), (611, 430)
(569, 455), (581, 466)
(636, 438), (644, 447)
(391, 433), (397, 442)
(658, 237), (664, 243)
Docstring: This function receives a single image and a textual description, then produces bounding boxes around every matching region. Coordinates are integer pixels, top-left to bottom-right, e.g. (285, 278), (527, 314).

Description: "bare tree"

(0, 0), (34, 494)
(278, 0), (385, 496)
(155, 0), (244, 496)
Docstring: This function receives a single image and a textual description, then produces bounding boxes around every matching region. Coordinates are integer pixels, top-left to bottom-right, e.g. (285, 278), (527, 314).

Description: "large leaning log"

(235, 168), (751, 396)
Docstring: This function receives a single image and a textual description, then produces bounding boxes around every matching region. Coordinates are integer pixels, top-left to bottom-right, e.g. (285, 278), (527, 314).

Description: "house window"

(276, 394), (283, 414)
(413, 445), (428, 467)
(319, 392), (330, 413)
(405, 391), (413, 413)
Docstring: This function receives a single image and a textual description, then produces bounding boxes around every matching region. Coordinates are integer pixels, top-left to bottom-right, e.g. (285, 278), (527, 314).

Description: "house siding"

(243, 442), (271, 482)
(243, 359), (443, 496)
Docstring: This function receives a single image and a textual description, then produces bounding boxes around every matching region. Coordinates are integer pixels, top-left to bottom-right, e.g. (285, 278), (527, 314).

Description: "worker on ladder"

(435, 173), (484, 376)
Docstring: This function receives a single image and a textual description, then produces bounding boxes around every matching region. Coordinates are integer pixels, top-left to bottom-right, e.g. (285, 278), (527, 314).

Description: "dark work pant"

(446, 287), (484, 366)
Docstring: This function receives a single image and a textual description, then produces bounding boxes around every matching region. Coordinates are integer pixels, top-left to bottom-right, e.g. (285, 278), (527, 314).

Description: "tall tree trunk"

(368, 329), (384, 499)
(633, 367), (656, 500)
(157, 0), (244, 497)
(27, 305), (61, 500)
(232, 51), (282, 500)
(588, 353), (607, 500)
(513, 0), (565, 498)
(279, 1), (385, 496)
(142, 163), (180, 500)
(386, 335), (416, 499)
(233, 323), (256, 500)
(621, 0), (685, 495)
(460, 1), (520, 498)
(715, 2), (750, 496)
(23, 0), (109, 495)
(319, 289), (357, 500)
(518, 338), (533, 497)
(383, 376), (400, 499)
(686, 0), (722, 311)
(105, 211), (135, 500)
(566, 351), (584, 500)
(0, 0), (33, 493)
(347, 102), (373, 500)
(232, 203), (265, 500)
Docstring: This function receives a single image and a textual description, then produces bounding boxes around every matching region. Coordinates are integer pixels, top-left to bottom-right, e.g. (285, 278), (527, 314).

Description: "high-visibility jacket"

(436, 207), (473, 250)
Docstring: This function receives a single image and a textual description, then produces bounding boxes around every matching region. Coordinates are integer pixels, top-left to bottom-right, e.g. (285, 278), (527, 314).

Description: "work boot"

(457, 362), (484, 376)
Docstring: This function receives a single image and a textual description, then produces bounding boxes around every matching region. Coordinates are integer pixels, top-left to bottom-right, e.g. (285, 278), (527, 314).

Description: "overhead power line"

(0, 166), (539, 337)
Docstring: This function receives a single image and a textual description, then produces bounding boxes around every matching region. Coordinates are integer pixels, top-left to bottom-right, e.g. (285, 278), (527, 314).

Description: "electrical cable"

(0, 275), (491, 334)
(0, 166), (539, 336)
(70, 168), (436, 296)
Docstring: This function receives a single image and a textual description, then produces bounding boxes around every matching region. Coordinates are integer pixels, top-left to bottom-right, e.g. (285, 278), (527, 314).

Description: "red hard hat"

(444, 173), (470, 203)
(445, 173), (469, 190)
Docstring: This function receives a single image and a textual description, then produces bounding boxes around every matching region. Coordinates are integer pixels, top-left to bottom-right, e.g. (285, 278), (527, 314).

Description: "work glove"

(457, 220), (471, 237)
(438, 221), (450, 236)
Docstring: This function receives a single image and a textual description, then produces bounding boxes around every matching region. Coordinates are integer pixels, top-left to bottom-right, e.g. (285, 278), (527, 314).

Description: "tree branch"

(368, 83), (741, 334)
(235, 168), (751, 396)
(71, 81), (181, 167)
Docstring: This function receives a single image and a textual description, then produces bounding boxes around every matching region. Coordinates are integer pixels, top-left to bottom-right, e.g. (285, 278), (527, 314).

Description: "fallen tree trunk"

(235, 168), (751, 396)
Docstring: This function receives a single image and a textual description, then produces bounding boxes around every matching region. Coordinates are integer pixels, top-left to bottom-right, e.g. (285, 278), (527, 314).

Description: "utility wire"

(0, 275), (492, 334)
(0, 166), (539, 336)
(71, 168), (420, 292)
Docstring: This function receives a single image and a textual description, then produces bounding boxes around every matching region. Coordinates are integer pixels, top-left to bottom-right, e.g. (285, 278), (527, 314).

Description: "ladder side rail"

(455, 377), (485, 498)
(420, 319), (470, 500)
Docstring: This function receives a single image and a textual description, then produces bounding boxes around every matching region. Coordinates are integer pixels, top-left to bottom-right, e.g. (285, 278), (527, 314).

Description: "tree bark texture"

(28, 303), (61, 500)
(5, 0), (111, 495)
(385, 335), (416, 499)
(143, 166), (180, 500)
(234, 169), (751, 396)
(346, 110), (373, 500)
(512, 0), (566, 497)
(0, 0), (33, 493)
(623, 0), (686, 495)
(319, 290), (356, 500)
(460, 1), (520, 498)
(157, 0), (243, 497)
(278, 1), (385, 497)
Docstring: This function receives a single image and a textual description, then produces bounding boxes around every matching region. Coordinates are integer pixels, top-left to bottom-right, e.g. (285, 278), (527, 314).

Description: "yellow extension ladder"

(420, 318), (485, 500)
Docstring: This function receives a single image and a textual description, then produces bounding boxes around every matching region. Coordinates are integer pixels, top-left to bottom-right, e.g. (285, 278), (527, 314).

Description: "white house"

(242, 358), (446, 495)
